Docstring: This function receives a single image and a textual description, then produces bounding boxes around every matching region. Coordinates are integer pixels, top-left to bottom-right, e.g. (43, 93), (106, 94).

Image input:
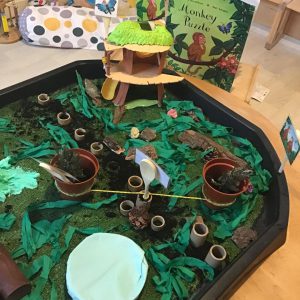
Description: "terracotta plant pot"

(74, 128), (86, 142)
(127, 175), (143, 192)
(0, 244), (31, 300)
(203, 158), (239, 173)
(57, 112), (72, 126)
(202, 161), (249, 209)
(50, 148), (99, 199)
(37, 93), (50, 106)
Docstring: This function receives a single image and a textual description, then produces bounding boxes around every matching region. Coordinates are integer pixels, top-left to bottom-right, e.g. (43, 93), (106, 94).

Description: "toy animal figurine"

(211, 167), (253, 193)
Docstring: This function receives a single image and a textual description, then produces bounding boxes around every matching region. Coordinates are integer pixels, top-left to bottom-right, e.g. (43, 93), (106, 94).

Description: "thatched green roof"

(107, 21), (173, 46)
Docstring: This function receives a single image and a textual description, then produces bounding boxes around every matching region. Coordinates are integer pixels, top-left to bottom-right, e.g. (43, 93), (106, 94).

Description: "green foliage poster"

(136, 0), (167, 20)
(166, 0), (255, 91)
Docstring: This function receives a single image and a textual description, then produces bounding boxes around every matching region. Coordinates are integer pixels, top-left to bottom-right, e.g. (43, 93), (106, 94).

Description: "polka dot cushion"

(19, 5), (106, 50)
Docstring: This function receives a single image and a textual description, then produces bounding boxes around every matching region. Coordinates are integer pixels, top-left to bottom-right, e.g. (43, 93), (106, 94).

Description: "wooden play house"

(102, 38), (183, 123)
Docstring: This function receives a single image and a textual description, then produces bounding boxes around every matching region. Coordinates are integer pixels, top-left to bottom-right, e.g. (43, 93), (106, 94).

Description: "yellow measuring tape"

(91, 189), (205, 201)
(91, 189), (234, 207)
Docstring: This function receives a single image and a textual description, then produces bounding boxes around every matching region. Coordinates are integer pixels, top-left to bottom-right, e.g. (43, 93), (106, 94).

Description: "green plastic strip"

(0, 117), (15, 132)
(0, 212), (16, 230)
(10, 140), (55, 163)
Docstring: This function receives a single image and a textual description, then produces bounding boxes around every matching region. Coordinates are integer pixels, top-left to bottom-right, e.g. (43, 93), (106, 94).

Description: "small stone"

(140, 128), (156, 142)
(130, 127), (140, 139)
(232, 226), (257, 249)
(125, 145), (158, 161)
(128, 207), (150, 230)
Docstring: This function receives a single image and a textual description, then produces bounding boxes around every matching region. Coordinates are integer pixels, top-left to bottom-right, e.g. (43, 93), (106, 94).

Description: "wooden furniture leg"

(265, 0), (292, 50)
(113, 82), (130, 106)
(157, 84), (165, 107)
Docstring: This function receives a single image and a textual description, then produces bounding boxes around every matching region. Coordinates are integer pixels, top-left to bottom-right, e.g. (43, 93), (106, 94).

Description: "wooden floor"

(1, 24), (300, 299)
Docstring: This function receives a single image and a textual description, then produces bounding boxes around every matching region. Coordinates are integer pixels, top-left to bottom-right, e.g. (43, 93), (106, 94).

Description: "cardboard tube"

(205, 245), (227, 269)
(0, 244), (31, 300)
(190, 223), (209, 248)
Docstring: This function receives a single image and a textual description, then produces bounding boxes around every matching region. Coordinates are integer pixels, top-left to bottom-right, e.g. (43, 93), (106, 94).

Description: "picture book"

(280, 116), (300, 165)
(166, 0), (255, 91)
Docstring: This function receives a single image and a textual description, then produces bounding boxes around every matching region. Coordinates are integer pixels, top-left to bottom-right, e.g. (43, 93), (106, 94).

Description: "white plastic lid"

(66, 233), (148, 300)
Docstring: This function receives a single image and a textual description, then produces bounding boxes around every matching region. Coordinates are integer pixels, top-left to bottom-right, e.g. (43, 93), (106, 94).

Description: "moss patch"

(108, 21), (173, 46)
(0, 81), (267, 300)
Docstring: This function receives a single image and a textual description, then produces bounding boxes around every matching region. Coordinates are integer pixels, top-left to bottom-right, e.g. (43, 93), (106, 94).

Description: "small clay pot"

(37, 93), (50, 106)
(119, 200), (135, 216)
(190, 222), (209, 248)
(151, 216), (165, 232)
(136, 191), (152, 211)
(74, 128), (86, 142)
(57, 112), (72, 126)
(127, 175), (143, 192)
(0, 244), (31, 300)
(50, 148), (99, 199)
(202, 162), (249, 209)
(205, 245), (227, 269)
(90, 142), (104, 156)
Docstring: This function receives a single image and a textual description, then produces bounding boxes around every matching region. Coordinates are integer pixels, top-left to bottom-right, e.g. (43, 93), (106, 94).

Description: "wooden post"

(157, 84), (165, 107)
(113, 82), (130, 107)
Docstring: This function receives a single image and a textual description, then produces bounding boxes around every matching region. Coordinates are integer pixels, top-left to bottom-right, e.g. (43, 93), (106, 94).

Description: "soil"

(122, 204), (133, 211)
(153, 219), (163, 226)
(0, 81), (265, 300)
(59, 113), (70, 120)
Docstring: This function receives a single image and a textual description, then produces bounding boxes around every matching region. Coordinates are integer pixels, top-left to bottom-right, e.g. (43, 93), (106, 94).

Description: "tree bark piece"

(178, 130), (248, 168)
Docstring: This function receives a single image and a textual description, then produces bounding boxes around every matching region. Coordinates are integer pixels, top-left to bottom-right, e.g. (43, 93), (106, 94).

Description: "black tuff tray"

(0, 60), (289, 300)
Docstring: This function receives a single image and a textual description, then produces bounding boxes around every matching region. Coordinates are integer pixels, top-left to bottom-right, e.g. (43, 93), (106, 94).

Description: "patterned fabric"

(19, 5), (137, 50)
(19, 6), (105, 50)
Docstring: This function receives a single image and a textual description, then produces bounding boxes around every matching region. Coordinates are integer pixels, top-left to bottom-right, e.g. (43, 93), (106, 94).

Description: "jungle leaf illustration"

(203, 68), (218, 80)
(136, 1), (147, 20)
(160, 0), (165, 10)
(223, 39), (235, 51)
(209, 46), (223, 56)
(212, 36), (224, 48)
(169, 0), (174, 8)
(174, 33), (188, 55)
(231, 10), (243, 20)
(166, 14), (179, 36)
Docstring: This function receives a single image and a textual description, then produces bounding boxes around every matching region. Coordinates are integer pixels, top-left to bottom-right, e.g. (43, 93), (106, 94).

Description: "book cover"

(166, 0), (255, 91)
(280, 116), (300, 165)
(136, 0), (166, 21)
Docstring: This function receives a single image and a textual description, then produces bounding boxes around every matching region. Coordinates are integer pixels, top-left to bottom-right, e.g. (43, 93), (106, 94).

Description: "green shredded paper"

(0, 71), (272, 300)
(0, 157), (39, 202)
